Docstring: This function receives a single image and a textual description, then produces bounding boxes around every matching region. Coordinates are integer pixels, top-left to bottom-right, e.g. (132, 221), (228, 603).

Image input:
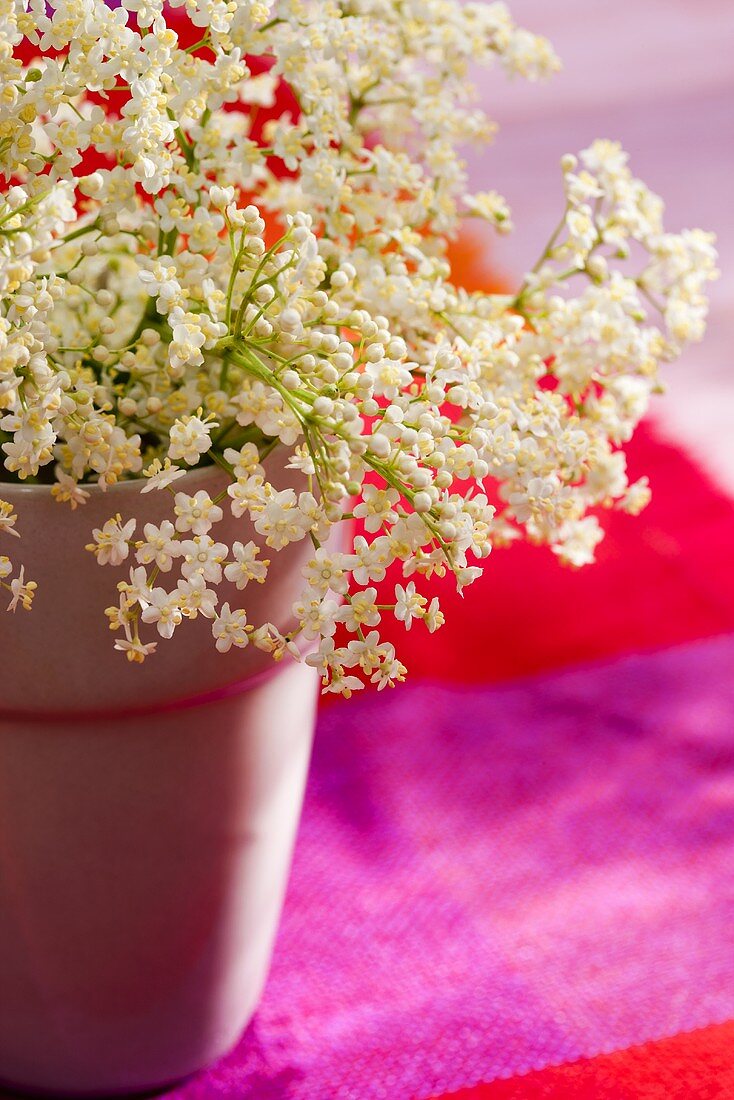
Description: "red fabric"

(443, 1021), (734, 1099)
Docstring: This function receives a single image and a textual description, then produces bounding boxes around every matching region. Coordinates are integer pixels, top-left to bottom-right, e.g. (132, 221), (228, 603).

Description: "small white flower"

(253, 488), (311, 549)
(212, 603), (249, 652)
(349, 535), (391, 586)
(224, 541), (269, 589)
(119, 566), (153, 609)
(141, 459), (188, 493)
(138, 257), (182, 313)
(508, 477), (559, 525)
(222, 443), (264, 479)
(465, 190), (513, 233)
(618, 477), (651, 515)
(168, 414), (217, 467)
(346, 631), (405, 692)
(169, 313), (207, 375)
(353, 485), (400, 533)
(456, 566), (483, 590)
(293, 595), (340, 640)
(227, 474), (268, 519)
(394, 581), (426, 630)
(0, 500), (21, 538)
(424, 597), (445, 633)
(135, 520), (179, 572)
(140, 587), (183, 639)
(6, 566), (37, 612)
(337, 588), (380, 632)
(552, 517), (604, 568)
(370, 648), (407, 691)
(174, 490), (223, 535)
(305, 640), (362, 695)
(302, 548), (349, 596)
(87, 515), (137, 566)
(179, 535), (228, 583)
(114, 636), (158, 663)
(177, 573), (219, 619)
(285, 445), (316, 476)
(50, 472), (90, 510)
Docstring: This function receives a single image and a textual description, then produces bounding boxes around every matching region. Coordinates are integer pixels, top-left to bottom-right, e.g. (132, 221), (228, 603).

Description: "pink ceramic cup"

(0, 458), (324, 1096)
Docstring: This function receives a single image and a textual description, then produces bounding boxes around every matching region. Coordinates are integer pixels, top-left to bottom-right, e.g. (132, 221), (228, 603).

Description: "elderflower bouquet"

(0, 0), (718, 694)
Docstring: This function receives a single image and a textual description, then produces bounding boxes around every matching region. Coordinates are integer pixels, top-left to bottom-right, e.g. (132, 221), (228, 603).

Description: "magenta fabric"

(144, 633), (734, 1100)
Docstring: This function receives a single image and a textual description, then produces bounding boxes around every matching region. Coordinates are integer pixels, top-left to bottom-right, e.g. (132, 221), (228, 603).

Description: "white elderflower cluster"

(0, 0), (718, 691)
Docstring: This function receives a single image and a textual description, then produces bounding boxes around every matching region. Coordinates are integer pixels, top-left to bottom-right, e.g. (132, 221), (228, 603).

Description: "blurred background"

(466, 0), (734, 489)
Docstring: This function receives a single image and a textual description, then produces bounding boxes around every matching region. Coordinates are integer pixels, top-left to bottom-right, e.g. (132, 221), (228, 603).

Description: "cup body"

(0, 463), (319, 1095)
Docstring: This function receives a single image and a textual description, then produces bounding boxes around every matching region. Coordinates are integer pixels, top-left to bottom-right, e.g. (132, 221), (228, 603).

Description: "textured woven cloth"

(164, 633), (734, 1099)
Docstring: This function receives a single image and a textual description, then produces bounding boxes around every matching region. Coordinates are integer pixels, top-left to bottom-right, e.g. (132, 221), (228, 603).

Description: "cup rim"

(0, 462), (222, 498)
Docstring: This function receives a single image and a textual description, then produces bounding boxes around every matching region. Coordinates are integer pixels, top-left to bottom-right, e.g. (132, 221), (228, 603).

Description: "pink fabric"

(137, 633), (734, 1100)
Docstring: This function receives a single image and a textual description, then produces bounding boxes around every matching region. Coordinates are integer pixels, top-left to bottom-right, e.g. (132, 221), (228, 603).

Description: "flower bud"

(279, 308), (301, 331)
(313, 396), (334, 417)
(367, 432), (391, 459)
(79, 172), (105, 197)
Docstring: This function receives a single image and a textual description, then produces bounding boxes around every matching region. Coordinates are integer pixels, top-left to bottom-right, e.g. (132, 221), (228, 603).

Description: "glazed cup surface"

(0, 456), (324, 1095)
